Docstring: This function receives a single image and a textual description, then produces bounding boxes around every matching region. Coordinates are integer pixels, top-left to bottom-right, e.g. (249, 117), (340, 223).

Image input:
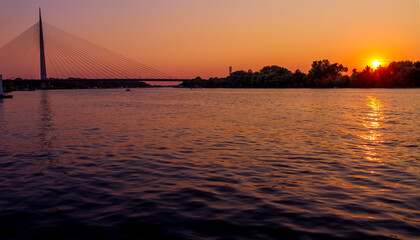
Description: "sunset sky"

(1, 0), (419, 78)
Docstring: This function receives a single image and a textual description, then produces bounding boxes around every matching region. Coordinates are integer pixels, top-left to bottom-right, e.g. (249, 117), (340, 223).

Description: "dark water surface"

(0, 89), (419, 240)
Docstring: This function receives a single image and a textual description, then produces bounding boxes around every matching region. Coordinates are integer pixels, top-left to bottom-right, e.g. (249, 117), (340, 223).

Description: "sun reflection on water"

(359, 96), (384, 162)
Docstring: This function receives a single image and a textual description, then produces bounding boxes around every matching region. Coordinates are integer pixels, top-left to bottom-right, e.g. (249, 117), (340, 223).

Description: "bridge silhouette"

(0, 9), (177, 81)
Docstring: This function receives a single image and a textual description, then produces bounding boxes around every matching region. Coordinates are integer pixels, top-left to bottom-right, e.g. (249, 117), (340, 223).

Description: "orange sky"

(1, 0), (419, 78)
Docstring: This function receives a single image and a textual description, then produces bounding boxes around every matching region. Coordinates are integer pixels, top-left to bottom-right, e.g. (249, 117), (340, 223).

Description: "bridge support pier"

(40, 81), (50, 89)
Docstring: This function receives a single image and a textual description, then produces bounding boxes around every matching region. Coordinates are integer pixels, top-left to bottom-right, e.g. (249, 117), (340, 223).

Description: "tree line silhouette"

(183, 60), (420, 88)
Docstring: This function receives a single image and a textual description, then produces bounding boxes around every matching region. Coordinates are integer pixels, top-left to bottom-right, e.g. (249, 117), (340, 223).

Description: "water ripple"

(0, 89), (419, 239)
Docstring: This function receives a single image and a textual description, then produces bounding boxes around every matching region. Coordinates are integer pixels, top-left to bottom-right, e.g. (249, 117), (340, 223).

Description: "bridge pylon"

(39, 8), (48, 84)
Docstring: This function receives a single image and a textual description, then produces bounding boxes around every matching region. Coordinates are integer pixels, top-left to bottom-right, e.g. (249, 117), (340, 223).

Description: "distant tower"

(229, 66), (232, 76)
(39, 8), (47, 80)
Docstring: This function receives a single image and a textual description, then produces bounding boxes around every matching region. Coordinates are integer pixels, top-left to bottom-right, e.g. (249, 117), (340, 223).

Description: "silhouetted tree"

(350, 66), (374, 87)
(182, 77), (204, 88)
(349, 61), (419, 88)
(181, 60), (419, 89)
(387, 61), (419, 87)
(291, 70), (304, 87)
(307, 60), (348, 87)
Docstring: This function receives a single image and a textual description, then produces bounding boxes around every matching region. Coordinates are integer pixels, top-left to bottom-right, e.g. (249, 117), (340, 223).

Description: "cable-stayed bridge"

(0, 9), (176, 81)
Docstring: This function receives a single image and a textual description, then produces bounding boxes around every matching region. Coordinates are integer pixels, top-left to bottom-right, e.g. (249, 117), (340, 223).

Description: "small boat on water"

(0, 94), (13, 99)
(126, 88), (131, 91)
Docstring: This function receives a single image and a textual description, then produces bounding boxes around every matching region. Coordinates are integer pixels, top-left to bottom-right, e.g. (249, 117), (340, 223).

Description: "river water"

(0, 89), (419, 239)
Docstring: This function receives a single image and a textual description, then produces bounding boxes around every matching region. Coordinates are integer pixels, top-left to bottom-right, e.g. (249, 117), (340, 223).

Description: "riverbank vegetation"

(183, 60), (420, 88)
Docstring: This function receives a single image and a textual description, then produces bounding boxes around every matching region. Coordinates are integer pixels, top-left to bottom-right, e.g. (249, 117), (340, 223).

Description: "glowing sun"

(372, 60), (381, 69)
